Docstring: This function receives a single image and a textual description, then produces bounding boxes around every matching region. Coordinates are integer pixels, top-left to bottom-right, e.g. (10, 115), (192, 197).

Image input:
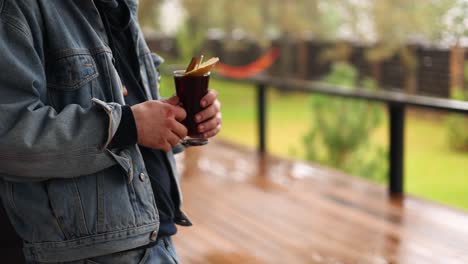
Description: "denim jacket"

(0, 0), (190, 262)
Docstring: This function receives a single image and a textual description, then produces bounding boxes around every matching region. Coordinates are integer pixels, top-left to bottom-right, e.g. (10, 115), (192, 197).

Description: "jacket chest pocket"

(46, 53), (99, 112)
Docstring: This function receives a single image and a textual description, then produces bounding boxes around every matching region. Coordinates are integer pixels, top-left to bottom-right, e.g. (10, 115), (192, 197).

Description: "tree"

(302, 62), (387, 181)
(138, 0), (163, 30)
(338, 0), (453, 93)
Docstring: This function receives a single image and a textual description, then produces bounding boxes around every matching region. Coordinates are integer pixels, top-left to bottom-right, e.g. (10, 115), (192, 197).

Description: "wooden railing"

(214, 74), (468, 197)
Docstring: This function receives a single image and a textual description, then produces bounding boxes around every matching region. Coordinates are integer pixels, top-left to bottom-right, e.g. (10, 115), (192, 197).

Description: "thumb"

(163, 96), (180, 106)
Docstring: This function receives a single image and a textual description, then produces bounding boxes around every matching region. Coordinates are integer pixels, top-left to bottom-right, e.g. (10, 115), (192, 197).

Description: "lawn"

(159, 75), (468, 211)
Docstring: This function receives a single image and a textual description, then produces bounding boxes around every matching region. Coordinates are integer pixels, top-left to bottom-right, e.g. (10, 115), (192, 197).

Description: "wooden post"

(450, 45), (465, 96)
(296, 38), (308, 79)
(371, 61), (382, 86)
(280, 32), (293, 79)
(401, 46), (419, 94)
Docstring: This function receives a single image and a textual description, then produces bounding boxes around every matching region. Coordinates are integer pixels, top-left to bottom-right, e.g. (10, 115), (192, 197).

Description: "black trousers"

(0, 204), (25, 263)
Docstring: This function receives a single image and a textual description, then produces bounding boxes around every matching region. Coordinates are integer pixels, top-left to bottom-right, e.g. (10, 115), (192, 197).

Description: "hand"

(131, 96), (187, 152)
(194, 89), (222, 139)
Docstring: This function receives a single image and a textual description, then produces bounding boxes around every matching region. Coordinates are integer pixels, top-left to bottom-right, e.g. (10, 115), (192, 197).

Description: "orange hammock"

(215, 48), (280, 79)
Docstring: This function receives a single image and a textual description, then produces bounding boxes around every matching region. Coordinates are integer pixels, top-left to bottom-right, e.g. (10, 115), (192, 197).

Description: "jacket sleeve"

(0, 17), (121, 180)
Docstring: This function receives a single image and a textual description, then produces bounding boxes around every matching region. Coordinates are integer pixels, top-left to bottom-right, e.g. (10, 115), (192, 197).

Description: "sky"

(158, 0), (185, 35)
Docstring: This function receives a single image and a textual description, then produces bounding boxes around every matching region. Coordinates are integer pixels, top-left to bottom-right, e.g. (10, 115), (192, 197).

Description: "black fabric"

(109, 105), (137, 149)
(0, 204), (25, 263)
(96, 0), (179, 237)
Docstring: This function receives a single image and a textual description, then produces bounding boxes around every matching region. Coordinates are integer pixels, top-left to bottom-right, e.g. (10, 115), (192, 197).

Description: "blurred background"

(138, 0), (468, 210)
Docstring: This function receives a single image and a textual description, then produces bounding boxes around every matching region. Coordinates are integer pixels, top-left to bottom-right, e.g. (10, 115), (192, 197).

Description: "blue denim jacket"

(0, 0), (189, 262)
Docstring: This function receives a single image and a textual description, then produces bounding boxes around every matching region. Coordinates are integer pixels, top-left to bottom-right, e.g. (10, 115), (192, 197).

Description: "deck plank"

(172, 141), (468, 264)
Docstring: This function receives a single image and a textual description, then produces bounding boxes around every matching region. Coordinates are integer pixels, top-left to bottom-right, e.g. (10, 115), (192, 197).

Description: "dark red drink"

(173, 70), (210, 137)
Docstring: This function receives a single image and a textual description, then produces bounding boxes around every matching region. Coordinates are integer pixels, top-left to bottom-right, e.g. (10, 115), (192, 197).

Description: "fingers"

(161, 141), (172, 153)
(168, 119), (188, 139)
(162, 97), (185, 121)
(166, 131), (181, 147)
(163, 96), (180, 106)
(200, 89), (218, 108)
(202, 124), (222, 139)
(161, 131), (183, 152)
(195, 100), (221, 123)
(167, 104), (187, 122)
(198, 113), (222, 133)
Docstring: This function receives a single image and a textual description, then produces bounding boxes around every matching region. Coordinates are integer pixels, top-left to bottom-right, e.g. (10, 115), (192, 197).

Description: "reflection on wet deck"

(173, 141), (468, 264)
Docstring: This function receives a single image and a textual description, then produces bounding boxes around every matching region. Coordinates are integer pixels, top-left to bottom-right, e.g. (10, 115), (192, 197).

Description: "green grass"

(159, 76), (468, 211)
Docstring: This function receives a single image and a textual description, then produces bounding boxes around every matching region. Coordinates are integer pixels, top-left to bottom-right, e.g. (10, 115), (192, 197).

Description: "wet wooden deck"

(172, 141), (468, 264)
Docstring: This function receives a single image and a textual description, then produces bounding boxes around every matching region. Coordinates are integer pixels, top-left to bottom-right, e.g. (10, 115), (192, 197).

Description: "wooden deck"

(172, 141), (468, 264)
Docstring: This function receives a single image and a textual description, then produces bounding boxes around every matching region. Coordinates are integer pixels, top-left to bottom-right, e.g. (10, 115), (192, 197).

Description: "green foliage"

(302, 62), (387, 181)
(175, 24), (205, 61)
(446, 67), (468, 152)
(446, 113), (468, 152)
(139, 1), (455, 64)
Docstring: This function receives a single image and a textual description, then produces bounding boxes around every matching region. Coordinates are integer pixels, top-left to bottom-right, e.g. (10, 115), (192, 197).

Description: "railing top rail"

(217, 74), (468, 114)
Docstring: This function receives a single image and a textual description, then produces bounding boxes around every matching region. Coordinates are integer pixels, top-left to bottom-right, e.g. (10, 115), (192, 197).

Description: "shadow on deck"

(172, 140), (468, 264)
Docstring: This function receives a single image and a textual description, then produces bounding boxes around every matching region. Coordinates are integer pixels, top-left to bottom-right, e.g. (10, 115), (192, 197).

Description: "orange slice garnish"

(185, 57), (220, 76)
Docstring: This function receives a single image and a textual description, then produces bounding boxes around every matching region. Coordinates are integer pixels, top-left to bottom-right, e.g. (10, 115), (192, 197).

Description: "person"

(0, 0), (222, 263)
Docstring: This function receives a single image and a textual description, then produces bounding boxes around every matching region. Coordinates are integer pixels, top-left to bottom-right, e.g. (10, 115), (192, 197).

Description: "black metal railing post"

(389, 103), (405, 196)
(257, 84), (267, 154)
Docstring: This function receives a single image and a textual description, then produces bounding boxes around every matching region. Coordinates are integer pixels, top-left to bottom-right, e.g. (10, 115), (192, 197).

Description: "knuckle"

(168, 138), (177, 146)
(164, 143), (171, 152)
(207, 105), (215, 115)
(166, 119), (176, 128)
(197, 112), (203, 121)
(210, 107), (217, 117)
(166, 108), (173, 117)
(164, 119), (173, 130)
(162, 104), (173, 114)
(161, 129), (169, 139)
(180, 108), (187, 118)
(157, 137), (166, 148)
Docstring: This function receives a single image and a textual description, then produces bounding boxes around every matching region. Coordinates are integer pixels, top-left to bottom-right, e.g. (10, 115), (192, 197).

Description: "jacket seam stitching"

(0, 1), (32, 41)
(47, 71), (99, 91)
(103, 51), (116, 102)
(0, 17), (30, 41)
(72, 179), (91, 235)
(0, 148), (102, 161)
(47, 47), (112, 61)
(45, 185), (69, 239)
(26, 223), (157, 248)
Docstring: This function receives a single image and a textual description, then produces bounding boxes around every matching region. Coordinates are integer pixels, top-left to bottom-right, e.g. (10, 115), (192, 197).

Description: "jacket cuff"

(92, 98), (123, 149)
(109, 105), (138, 149)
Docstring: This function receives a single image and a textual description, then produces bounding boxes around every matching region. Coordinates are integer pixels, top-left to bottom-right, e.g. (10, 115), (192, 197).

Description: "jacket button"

(139, 173), (146, 181)
(150, 231), (157, 241)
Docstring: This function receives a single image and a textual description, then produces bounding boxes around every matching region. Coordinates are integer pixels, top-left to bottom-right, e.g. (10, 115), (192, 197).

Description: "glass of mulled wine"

(173, 70), (210, 147)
